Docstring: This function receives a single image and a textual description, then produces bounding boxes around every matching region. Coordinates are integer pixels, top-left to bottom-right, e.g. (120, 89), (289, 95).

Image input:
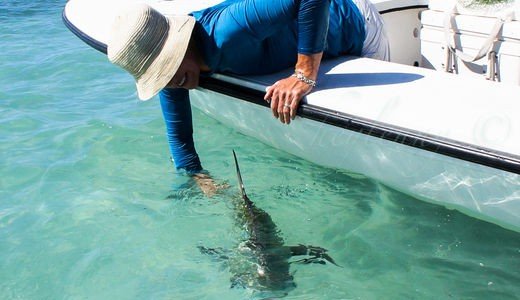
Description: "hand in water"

(192, 173), (229, 197)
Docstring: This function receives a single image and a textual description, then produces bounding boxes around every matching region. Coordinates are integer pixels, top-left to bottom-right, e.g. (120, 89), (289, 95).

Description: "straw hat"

(107, 3), (195, 100)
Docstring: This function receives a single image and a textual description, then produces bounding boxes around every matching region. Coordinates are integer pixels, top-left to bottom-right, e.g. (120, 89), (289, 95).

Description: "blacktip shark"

(199, 150), (340, 294)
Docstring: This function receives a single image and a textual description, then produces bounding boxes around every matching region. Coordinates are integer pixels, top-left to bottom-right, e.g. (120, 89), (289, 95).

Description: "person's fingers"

(270, 82), (283, 118)
(268, 78), (313, 124)
(283, 98), (291, 124)
(283, 91), (295, 124)
(277, 92), (287, 123)
(264, 86), (273, 103)
(290, 95), (299, 120)
(271, 90), (280, 119)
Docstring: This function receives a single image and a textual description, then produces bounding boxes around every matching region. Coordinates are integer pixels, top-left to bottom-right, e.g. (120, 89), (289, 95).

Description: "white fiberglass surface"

(190, 89), (520, 232)
(220, 57), (520, 157)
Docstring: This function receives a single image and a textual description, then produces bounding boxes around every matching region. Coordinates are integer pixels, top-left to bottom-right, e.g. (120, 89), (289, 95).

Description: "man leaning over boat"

(106, 0), (389, 194)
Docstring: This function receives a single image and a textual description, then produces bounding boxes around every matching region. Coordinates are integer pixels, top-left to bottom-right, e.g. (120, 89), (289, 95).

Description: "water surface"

(1, 1), (519, 299)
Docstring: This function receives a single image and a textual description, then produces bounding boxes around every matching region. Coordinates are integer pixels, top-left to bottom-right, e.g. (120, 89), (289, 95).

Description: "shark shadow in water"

(198, 150), (340, 294)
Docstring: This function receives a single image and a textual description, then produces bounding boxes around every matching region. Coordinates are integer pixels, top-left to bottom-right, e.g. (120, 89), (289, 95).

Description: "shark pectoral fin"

(288, 244), (309, 256)
(197, 246), (230, 261)
(291, 257), (326, 265)
(317, 252), (342, 267)
(288, 244), (342, 267)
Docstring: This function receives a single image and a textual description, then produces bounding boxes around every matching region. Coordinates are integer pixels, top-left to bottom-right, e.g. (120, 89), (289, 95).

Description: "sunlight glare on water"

(1, 1), (519, 299)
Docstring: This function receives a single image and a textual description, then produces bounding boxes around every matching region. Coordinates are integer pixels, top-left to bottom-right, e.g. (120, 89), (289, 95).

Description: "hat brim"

(135, 15), (195, 100)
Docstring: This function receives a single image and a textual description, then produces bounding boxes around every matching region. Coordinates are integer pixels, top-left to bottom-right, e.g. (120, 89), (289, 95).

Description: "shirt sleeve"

(297, 0), (330, 54)
(159, 88), (203, 174)
(204, 0), (330, 54)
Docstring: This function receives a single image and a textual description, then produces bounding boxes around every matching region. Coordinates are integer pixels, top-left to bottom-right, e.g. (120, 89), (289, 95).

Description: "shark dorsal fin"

(232, 150), (251, 203)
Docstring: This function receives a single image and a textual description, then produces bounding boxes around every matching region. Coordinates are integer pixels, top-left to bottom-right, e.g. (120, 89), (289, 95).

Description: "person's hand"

(192, 173), (217, 197)
(192, 173), (230, 197)
(264, 75), (313, 124)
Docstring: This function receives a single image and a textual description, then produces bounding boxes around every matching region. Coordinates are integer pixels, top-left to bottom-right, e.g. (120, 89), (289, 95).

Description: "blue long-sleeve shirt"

(161, 0), (365, 173)
(191, 0), (365, 74)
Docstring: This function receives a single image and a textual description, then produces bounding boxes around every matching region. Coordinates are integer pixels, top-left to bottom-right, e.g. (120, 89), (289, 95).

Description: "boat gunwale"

(199, 77), (520, 175)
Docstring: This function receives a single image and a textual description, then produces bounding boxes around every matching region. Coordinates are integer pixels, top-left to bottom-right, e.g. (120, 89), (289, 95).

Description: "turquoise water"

(1, 1), (520, 299)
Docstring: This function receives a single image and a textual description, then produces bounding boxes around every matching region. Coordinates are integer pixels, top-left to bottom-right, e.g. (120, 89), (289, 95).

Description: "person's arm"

(215, 0), (330, 124)
(159, 88), (219, 196)
(264, 52), (322, 124)
(265, 0), (330, 124)
(159, 88), (203, 173)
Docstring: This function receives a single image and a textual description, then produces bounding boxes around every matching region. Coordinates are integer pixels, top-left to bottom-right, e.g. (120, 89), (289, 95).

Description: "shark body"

(199, 151), (339, 293)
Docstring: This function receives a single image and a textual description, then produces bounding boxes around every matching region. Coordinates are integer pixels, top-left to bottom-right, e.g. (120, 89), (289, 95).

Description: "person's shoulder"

(190, 0), (234, 21)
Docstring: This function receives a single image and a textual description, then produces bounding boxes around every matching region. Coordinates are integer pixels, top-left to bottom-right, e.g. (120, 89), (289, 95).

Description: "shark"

(198, 150), (339, 294)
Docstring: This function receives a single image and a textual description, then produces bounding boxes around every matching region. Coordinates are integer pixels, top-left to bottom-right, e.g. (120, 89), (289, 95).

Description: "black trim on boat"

(63, 9), (520, 175)
(200, 77), (520, 175)
(379, 5), (428, 15)
(62, 10), (108, 54)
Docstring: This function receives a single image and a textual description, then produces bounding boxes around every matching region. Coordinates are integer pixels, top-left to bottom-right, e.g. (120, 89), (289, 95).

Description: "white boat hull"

(190, 88), (520, 233)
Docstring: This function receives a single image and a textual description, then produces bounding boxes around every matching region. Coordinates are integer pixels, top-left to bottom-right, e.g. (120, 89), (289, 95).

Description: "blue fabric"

(159, 88), (203, 174)
(161, 0), (365, 172)
(191, 0), (365, 74)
